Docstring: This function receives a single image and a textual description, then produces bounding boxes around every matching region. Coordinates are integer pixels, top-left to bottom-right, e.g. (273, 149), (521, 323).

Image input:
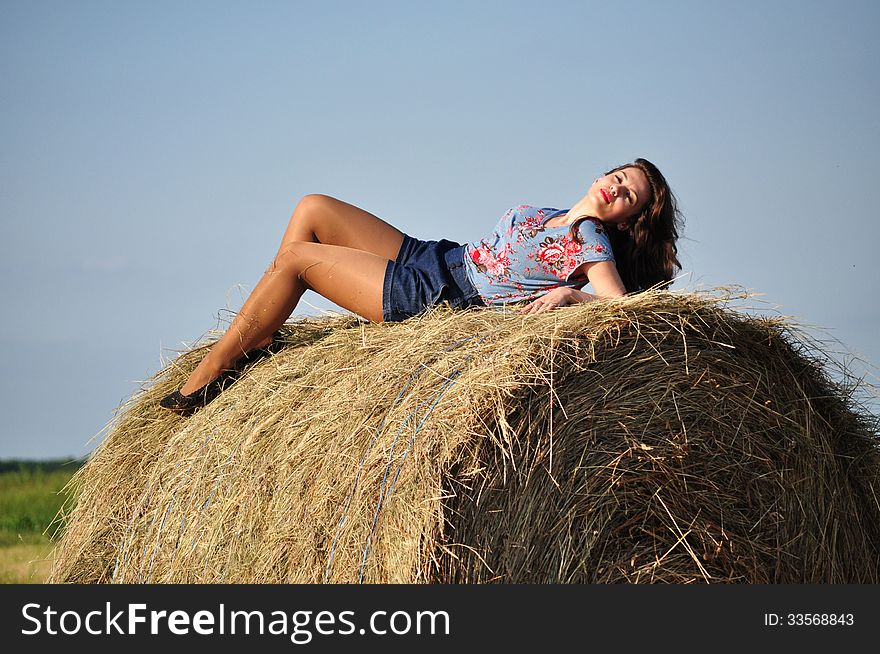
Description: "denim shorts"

(382, 234), (485, 322)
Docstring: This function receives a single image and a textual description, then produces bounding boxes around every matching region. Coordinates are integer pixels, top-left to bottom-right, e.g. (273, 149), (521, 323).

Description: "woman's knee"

(267, 244), (306, 275)
(292, 193), (338, 224)
(286, 194), (342, 244)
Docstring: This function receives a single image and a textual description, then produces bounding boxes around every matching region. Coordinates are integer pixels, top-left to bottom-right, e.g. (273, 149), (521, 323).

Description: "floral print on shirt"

(470, 242), (512, 277)
(463, 205), (614, 305)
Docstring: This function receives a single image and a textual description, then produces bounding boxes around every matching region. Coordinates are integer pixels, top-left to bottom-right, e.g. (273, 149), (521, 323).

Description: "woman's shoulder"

(574, 218), (614, 259)
(504, 205), (565, 223)
(504, 204), (539, 216)
(574, 216), (610, 239)
(578, 215), (606, 231)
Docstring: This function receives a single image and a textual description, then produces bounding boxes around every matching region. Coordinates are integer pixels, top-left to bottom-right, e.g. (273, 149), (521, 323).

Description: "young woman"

(160, 157), (682, 415)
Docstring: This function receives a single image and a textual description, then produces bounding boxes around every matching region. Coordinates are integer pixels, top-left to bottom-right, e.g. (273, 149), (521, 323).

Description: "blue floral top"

(462, 205), (615, 305)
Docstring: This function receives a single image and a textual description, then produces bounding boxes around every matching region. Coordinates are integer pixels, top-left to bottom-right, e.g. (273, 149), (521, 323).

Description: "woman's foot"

(159, 331), (284, 416)
(159, 368), (239, 416)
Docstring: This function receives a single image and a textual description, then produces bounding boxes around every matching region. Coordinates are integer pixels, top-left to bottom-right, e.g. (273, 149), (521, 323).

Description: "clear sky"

(2, 0), (878, 459)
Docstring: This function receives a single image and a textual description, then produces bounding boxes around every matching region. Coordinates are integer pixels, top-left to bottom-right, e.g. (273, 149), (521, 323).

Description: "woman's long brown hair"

(568, 158), (683, 292)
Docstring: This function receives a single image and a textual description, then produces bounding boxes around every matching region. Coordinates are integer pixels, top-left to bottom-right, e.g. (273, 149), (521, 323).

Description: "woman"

(160, 157), (682, 415)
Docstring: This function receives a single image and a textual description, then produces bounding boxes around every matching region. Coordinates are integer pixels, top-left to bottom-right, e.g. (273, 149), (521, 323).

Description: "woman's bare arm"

(582, 260), (626, 298)
(519, 261), (625, 314)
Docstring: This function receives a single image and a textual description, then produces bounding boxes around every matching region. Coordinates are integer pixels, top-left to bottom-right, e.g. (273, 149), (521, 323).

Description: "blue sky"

(1, 0), (878, 459)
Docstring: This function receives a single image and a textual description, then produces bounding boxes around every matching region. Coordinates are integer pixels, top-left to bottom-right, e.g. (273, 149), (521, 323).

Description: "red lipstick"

(600, 189), (611, 204)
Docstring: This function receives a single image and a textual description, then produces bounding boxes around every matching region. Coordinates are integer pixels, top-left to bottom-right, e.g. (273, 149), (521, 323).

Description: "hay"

(49, 289), (880, 583)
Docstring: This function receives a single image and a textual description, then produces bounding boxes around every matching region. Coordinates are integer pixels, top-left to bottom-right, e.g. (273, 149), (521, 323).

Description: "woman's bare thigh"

(278, 194), (405, 262)
(274, 240), (390, 323)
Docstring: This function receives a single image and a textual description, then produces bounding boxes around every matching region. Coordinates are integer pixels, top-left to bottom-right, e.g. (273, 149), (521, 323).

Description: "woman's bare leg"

(177, 195), (407, 396)
(278, 194), (405, 260)
(179, 241), (390, 395)
(180, 195), (403, 395)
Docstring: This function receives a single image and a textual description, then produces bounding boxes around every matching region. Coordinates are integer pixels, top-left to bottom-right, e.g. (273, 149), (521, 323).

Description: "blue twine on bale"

(323, 334), (484, 583)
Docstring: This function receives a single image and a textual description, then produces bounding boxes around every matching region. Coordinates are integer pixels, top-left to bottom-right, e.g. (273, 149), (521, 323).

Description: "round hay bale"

(49, 290), (880, 583)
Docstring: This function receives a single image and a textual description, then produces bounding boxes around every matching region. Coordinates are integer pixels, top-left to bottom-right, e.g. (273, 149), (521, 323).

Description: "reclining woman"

(160, 157), (682, 415)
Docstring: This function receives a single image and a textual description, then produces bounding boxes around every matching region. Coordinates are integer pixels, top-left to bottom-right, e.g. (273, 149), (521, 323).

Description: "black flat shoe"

(159, 333), (284, 416)
(159, 368), (240, 416)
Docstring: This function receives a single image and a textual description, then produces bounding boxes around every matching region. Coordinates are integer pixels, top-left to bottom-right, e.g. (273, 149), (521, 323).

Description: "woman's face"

(570, 166), (652, 228)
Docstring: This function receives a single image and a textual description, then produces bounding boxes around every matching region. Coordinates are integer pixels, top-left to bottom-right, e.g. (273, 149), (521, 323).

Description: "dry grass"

(0, 540), (55, 584)
(49, 289), (880, 583)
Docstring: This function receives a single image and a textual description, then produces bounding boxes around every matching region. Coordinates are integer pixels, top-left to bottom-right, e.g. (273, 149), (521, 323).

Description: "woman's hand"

(519, 287), (588, 315)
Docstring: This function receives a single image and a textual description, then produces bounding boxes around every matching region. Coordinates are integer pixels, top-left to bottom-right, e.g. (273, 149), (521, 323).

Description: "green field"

(0, 459), (82, 583)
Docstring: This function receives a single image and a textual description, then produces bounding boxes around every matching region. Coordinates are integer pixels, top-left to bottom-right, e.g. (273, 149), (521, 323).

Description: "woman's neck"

(544, 211), (579, 228)
(543, 213), (566, 228)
